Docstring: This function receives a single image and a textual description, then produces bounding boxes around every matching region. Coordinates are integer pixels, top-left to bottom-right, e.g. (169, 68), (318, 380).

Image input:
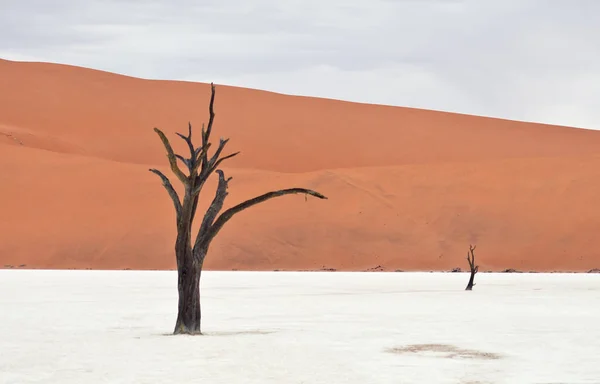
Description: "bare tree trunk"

(174, 268), (201, 334)
(465, 244), (478, 291)
(465, 269), (476, 291)
(174, 246), (204, 334)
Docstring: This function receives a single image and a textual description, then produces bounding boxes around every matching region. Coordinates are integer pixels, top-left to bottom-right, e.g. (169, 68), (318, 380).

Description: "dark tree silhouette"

(150, 83), (327, 335)
(465, 244), (479, 291)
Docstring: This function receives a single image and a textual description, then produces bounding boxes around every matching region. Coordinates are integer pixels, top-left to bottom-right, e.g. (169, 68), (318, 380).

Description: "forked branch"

(467, 244), (478, 272)
(206, 138), (240, 172)
(176, 122), (195, 159)
(150, 84), (240, 236)
(174, 122), (198, 173)
(153, 127), (190, 183)
(193, 138), (240, 195)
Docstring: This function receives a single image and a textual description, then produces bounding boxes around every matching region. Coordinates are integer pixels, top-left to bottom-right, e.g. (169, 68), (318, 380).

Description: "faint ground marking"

(386, 343), (502, 360)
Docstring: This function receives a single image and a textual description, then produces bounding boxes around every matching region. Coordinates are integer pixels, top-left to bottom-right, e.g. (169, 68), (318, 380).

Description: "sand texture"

(1, 58), (600, 272)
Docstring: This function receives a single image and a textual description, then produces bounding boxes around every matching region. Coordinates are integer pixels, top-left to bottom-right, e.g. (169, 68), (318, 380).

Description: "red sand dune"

(1, 58), (600, 272)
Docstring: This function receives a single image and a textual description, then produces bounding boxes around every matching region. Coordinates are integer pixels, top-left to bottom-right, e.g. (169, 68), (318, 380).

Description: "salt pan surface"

(1, 270), (599, 383)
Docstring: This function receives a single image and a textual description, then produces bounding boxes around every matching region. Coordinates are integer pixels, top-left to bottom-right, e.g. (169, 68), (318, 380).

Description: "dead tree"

(465, 244), (478, 291)
(150, 83), (327, 335)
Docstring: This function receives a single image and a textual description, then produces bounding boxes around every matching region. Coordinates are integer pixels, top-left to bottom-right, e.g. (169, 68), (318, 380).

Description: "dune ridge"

(1, 58), (599, 272)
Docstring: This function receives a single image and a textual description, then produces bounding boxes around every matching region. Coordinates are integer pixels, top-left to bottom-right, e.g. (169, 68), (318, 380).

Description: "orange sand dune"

(1, 58), (600, 272)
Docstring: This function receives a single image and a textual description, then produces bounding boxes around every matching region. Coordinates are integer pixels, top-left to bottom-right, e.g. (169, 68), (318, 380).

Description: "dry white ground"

(0, 270), (598, 383)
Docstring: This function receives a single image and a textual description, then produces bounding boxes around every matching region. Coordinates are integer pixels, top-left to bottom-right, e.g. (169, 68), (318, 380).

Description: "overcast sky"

(2, 0), (599, 129)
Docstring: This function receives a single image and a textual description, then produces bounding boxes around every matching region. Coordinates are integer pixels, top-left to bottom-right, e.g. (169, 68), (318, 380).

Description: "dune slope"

(1, 58), (599, 271)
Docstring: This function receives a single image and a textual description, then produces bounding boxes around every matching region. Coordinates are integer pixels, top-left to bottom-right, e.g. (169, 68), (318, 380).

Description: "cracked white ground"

(1, 270), (598, 383)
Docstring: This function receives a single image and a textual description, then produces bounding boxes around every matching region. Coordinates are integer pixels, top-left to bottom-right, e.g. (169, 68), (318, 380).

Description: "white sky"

(2, 0), (600, 129)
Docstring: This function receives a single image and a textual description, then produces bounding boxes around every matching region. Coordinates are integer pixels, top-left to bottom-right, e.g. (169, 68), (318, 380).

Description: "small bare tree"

(150, 83), (327, 335)
(465, 244), (478, 290)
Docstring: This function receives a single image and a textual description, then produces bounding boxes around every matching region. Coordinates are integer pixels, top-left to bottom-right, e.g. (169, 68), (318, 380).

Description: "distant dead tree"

(150, 83), (327, 335)
(465, 244), (478, 291)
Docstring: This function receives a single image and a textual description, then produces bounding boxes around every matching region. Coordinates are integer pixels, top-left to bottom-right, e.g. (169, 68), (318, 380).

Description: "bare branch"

(201, 123), (206, 149)
(192, 140), (239, 196)
(175, 154), (192, 171)
(209, 138), (230, 164)
(196, 182), (327, 251)
(153, 128), (188, 183)
(190, 143), (211, 176)
(204, 83), (216, 144)
(210, 151), (240, 172)
(188, 194), (201, 230)
(192, 145), (209, 173)
(200, 83), (216, 171)
(193, 170), (230, 257)
(175, 122), (195, 160)
(194, 154), (240, 195)
(173, 122), (215, 176)
(205, 139), (236, 172)
(149, 168), (182, 221)
(466, 244), (477, 269)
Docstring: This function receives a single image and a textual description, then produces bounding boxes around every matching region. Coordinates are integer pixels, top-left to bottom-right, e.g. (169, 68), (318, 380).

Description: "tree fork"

(150, 83), (327, 334)
(465, 244), (479, 291)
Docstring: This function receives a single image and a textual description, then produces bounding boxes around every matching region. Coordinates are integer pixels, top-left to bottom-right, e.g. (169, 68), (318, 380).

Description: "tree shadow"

(158, 329), (275, 337)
